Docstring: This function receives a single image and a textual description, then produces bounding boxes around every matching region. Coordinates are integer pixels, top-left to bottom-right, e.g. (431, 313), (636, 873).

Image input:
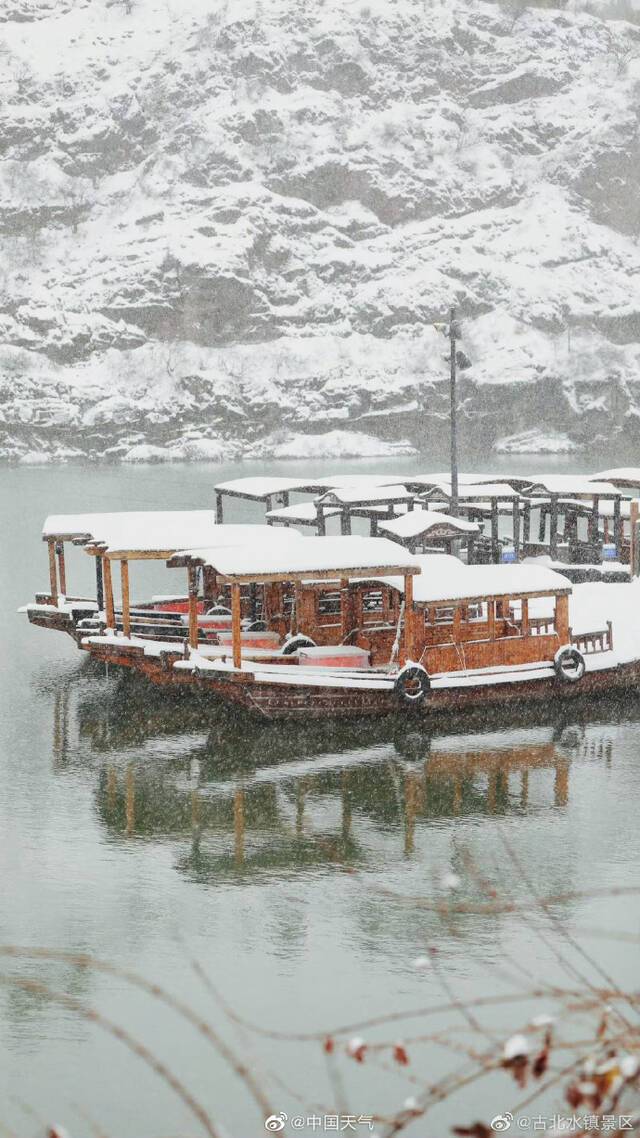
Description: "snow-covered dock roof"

(378, 510), (480, 539)
(523, 476), (619, 497)
(410, 555), (572, 604)
(85, 519), (298, 559)
(591, 468), (640, 490)
(317, 484), (413, 506)
(421, 482), (520, 501)
(214, 474), (403, 501)
(265, 502), (341, 524)
(169, 536), (419, 583)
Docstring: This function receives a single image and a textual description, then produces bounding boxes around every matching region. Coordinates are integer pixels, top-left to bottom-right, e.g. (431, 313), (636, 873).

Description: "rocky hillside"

(1, 0), (640, 462)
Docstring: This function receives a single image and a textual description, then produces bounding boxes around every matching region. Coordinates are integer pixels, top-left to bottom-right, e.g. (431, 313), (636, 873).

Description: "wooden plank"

(56, 542), (67, 595)
(403, 572), (414, 661)
(47, 538), (58, 605)
(188, 566), (199, 650)
(120, 559), (131, 638)
(103, 556), (115, 628)
(555, 593), (569, 643)
(231, 583), (242, 669)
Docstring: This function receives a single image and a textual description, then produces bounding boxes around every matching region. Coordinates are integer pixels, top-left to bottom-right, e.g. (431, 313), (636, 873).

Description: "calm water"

(1, 460), (639, 1136)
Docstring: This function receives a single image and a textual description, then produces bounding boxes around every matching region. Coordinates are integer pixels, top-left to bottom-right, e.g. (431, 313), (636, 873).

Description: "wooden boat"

(19, 512), (299, 645)
(83, 537), (640, 721)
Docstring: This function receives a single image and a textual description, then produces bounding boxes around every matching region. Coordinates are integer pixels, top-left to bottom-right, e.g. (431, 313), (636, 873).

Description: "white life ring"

(554, 645), (586, 683)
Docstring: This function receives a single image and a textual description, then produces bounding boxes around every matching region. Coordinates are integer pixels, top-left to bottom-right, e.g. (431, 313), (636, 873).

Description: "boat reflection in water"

(47, 668), (619, 886)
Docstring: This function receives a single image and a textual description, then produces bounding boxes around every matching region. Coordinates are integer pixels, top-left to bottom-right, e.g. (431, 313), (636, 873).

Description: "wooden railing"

(570, 622), (613, 654)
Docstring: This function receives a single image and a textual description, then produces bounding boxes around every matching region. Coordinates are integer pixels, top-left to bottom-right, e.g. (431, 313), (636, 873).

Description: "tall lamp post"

(434, 306), (462, 517)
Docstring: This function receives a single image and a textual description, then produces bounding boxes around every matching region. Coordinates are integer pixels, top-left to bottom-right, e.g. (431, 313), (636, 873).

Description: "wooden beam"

(521, 598), (529, 637)
(589, 495), (599, 544)
(47, 538), (58, 605)
(550, 495), (559, 559)
(523, 501), (531, 544)
(631, 499), (640, 577)
(512, 499), (520, 558)
(403, 572), (415, 662)
(95, 556), (104, 611)
(103, 556), (115, 628)
(56, 542), (67, 595)
(491, 499), (499, 563)
(120, 559), (131, 638)
(215, 491), (224, 524)
(613, 496), (622, 555)
(188, 566), (199, 650)
(231, 583), (242, 669)
(555, 593), (569, 643)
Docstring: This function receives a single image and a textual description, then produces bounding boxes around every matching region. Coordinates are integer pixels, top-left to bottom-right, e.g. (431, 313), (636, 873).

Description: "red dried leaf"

(533, 1048), (549, 1078)
(393, 1044), (410, 1066)
(323, 1037), (335, 1054)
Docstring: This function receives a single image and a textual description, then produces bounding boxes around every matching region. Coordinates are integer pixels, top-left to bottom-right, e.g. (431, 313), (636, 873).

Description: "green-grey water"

(1, 459), (639, 1136)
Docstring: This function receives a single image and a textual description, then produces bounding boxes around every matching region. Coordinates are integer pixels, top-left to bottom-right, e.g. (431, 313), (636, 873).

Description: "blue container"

(602, 543), (617, 561)
(501, 546), (517, 564)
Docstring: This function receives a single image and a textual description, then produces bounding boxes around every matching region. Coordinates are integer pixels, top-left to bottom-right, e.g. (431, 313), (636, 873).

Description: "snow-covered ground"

(2, 0), (640, 461)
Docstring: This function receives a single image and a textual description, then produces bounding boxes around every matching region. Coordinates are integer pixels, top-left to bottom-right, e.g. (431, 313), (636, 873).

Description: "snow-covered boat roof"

(591, 468), (640, 490)
(378, 510), (480, 539)
(410, 555), (572, 604)
(169, 536), (419, 583)
(85, 519), (299, 559)
(42, 511), (168, 543)
(523, 476), (619, 497)
(316, 484), (413, 506)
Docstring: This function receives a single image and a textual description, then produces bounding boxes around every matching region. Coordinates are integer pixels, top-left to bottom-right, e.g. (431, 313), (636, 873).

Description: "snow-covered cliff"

(2, 0), (640, 462)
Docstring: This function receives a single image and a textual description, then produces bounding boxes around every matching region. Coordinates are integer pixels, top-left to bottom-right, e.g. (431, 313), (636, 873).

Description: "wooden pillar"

(403, 573), (415, 661)
(95, 556), (104, 610)
(215, 491), (224, 524)
(487, 599), (495, 641)
(555, 593), (570, 643)
(589, 495), (599, 544)
(369, 516), (378, 537)
(523, 501), (531, 544)
(281, 491), (290, 508)
(231, 582), (242, 669)
(512, 499), (520, 559)
(120, 559), (131, 638)
(538, 505), (547, 543)
(550, 495), (559, 559)
(631, 500), (640, 576)
(613, 496), (623, 556)
(103, 557), (115, 628)
(47, 538), (58, 605)
(188, 566), (199, 650)
(521, 598), (529, 637)
(340, 510), (351, 535)
(491, 499), (499, 563)
(340, 579), (352, 641)
(56, 542), (67, 596)
(316, 506), (326, 536)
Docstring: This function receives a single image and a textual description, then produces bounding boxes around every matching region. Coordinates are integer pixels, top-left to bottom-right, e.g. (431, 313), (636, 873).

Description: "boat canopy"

(41, 511), (175, 543)
(378, 510), (480, 539)
(84, 518), (298, 560)
(213, 474), (404, 502)
(410, 554), (572, 605)
(168, 535), (419, 583)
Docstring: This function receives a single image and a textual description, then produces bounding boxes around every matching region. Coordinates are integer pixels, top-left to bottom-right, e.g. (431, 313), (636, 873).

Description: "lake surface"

(1, 459), (639, 1136)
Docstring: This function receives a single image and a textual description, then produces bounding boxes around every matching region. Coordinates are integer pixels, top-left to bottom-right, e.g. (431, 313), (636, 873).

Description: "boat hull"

(189, 659), (640, 720)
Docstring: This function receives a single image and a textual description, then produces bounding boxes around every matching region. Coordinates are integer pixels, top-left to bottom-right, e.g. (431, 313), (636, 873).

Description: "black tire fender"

(394, 662), (431, 705)
(554, 645), (586, 683)
(282, 634), (317, 656)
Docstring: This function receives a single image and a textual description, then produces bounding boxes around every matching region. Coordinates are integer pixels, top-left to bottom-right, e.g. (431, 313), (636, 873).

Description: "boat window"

(317, 591), (342, 617)
(434, 606), (455, 625)
(465, 601), (487, 623)
(361, 589), (384, 613)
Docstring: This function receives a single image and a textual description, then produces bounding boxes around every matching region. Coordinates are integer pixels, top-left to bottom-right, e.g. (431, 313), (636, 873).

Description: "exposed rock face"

(1, 0), (640, 461)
